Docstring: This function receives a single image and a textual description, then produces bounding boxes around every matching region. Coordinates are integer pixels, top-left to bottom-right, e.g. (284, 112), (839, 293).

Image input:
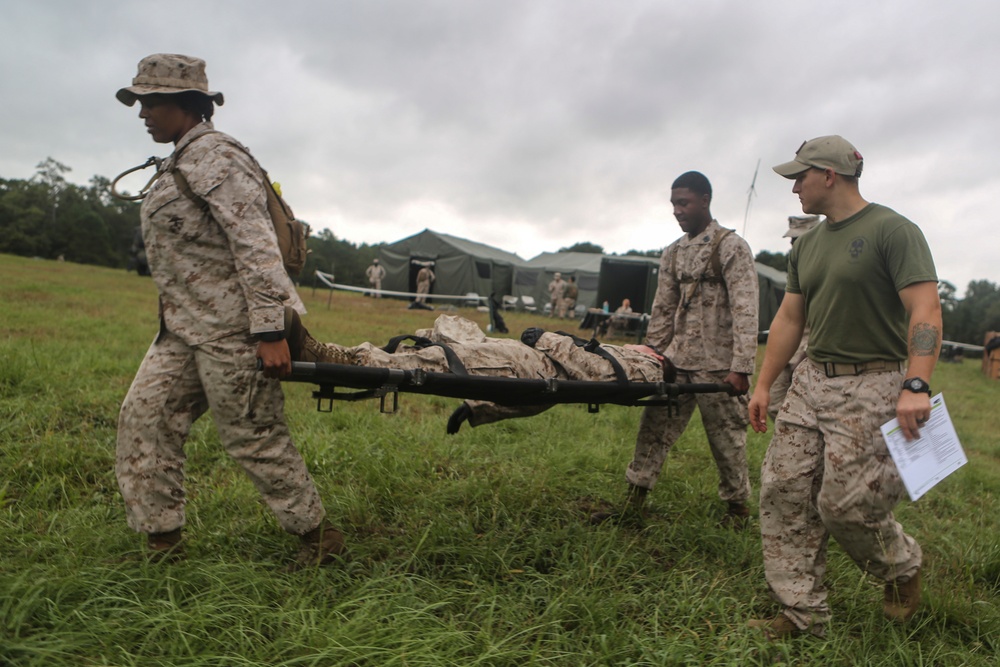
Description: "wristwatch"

(902, 377), (931, 395)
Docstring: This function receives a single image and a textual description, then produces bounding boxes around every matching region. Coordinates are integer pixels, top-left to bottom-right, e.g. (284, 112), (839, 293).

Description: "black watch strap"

(902, 377), (931, 395)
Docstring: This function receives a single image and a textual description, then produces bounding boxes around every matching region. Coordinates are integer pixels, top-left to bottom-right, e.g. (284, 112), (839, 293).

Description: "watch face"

(905, 378), (927, 392)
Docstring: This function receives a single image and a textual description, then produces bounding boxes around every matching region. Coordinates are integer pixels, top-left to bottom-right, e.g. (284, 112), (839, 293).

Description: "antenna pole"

(743, 159), (760, 237)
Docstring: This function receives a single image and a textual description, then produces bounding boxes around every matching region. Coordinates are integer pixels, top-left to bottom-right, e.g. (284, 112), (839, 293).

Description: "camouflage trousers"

(310, 324), (665, 428)
(557, 297), (576, 318)
(626, 369), (751, 502)
(116, 330), (326, 536)
(759, 360), (921, 631)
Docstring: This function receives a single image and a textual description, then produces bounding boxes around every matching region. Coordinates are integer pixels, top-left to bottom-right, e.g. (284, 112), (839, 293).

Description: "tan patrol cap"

(783, 215), (821, 238)
(773, 135), (863, 179)
(117, 54), (224, 107)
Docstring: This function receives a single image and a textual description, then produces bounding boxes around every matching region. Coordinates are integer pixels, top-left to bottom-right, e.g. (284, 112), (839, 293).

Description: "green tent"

(755, 262), (787, 333)
(513, 252), (604, 314)
(377, 229), (524, 303)
(596, 255), (660, 314)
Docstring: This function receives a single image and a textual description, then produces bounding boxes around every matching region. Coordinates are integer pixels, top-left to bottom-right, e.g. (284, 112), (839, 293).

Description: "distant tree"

(754, 249), (788, 272)
(558, 241), (604, 254)
(946, 279), (1000, 344)
(624, 248), (663, 258)
(301, 228), (382, 288)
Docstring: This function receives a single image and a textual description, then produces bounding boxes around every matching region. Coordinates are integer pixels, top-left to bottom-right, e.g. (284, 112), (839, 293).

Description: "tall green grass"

(1, 254), (998, 666)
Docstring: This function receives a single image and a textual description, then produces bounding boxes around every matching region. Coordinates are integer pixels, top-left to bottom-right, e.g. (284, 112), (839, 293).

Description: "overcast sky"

(3, 1), (997, 295)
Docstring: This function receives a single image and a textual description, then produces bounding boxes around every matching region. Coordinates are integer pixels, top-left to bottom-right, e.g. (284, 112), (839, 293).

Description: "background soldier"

(365, 258), (386, 297)
(559, 276), (579, 318)
(767, 215), (820, 420)
(547, 272), (565, 317)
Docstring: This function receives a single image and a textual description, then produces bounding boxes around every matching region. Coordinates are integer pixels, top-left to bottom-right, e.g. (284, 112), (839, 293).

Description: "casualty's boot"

(147, 528), (184, 563)
(883, 569), (921, 621)
(589, 483), (649, 527)
(284, 306), (309, 362)
(288, 519), (346, 571)
(720, 501), (751, 530)
(284, 306), (353, 365)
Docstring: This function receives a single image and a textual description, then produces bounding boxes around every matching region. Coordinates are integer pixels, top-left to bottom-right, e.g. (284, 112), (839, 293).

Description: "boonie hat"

(783, 215), (821, 238)
(773, 135), (863, 179)
(117, 54), (224, 107)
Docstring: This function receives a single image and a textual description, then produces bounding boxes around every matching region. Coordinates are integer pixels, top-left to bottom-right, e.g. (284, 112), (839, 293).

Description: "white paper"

(881, 393), (967, 501)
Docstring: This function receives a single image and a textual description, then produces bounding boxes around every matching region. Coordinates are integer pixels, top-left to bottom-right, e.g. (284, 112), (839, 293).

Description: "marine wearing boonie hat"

(773, 135), (864, 179)
(116, 53), (224, 107)
(783, 215), (821, 239)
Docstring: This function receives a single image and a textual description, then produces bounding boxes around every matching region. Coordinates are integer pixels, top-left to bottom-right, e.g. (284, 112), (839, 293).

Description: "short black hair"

(671, 171), (712, 199)
(174, 91), (215, 121)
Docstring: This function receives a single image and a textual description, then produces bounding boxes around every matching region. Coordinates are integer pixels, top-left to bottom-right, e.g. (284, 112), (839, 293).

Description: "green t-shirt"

(786, 203), (937, 363)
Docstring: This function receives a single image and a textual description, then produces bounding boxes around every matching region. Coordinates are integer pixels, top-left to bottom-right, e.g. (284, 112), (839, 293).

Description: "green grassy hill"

(1, 254), (998, 666)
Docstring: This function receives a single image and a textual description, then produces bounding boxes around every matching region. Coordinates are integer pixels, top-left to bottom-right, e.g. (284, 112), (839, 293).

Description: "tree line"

(0, 158), (382, 287)
(3, 159), (998, 345)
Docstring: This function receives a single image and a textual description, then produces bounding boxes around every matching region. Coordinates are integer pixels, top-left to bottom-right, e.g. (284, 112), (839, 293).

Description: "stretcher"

(283, 360), (736, 415)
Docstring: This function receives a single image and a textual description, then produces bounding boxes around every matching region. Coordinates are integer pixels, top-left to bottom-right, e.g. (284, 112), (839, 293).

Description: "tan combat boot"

(589, 484), (649, 527)
(884, 569), (921, 621)
(147, 528), (184, 563)
(748, 613), (806, 640)
(289, 519), (346, 571)
(720, 501), (751, 530)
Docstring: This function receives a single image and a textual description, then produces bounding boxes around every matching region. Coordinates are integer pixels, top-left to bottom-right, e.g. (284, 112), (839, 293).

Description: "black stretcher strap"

(285, 361), (732, 407)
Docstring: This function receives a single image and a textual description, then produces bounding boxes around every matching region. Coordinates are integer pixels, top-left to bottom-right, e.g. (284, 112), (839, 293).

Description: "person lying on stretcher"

(284, 312), (676, 434)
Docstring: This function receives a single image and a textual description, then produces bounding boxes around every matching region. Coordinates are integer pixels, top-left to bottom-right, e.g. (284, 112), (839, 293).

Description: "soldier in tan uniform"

(415, 264), (435, 303)
(767, 215), (821, 421)
(592, 171), (759, 528)
(114, 54), (344, 568)
(288, 313), (676, 432)
(748, 136), (941, 638)
(559, 276), (579, 318)
(547, 272), (565, 317)
(365, 258), (386, 297)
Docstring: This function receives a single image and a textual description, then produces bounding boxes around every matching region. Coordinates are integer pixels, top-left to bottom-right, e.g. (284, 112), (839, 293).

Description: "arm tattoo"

(910, 322), (940, 357)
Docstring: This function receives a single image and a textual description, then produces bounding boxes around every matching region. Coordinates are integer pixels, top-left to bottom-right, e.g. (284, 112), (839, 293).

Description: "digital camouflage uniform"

(548, 276), (565, 316)
(305, 315), (667, 427)
(627, 220), (758, 503)
(415, 266), (435, 303)
(559, 280), (579, 319)
(116, 122), (325, 537)
(365, 263), (386, 297)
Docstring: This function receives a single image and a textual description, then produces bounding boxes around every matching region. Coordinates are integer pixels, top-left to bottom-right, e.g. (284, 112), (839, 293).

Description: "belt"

(819, 359), (904, 378)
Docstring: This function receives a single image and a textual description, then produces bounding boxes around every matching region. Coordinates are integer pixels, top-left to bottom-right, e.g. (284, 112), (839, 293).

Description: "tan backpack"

(170, 132), (310, 278)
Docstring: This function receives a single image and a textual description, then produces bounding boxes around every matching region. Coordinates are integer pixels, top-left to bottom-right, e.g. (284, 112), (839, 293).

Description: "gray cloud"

(2, 0), (997, 293)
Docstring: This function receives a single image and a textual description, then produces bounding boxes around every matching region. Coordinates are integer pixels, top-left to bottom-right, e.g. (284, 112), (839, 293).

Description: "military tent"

(596, 255), (660, 314)
(377, 229), (524, 302)
(755, 262), (787, 333)
(513, 252), (603, 313)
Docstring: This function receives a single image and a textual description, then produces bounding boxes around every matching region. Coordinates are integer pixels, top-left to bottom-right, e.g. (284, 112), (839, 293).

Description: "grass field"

(2, 253), (998, 666)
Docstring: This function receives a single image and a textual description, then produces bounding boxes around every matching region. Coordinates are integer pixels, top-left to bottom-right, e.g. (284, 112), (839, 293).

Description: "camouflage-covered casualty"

(759, 360), (921, 631)
(646, 219), (758, 374)
(140, 122), (304, 346)
(305, 314), (668, 426)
